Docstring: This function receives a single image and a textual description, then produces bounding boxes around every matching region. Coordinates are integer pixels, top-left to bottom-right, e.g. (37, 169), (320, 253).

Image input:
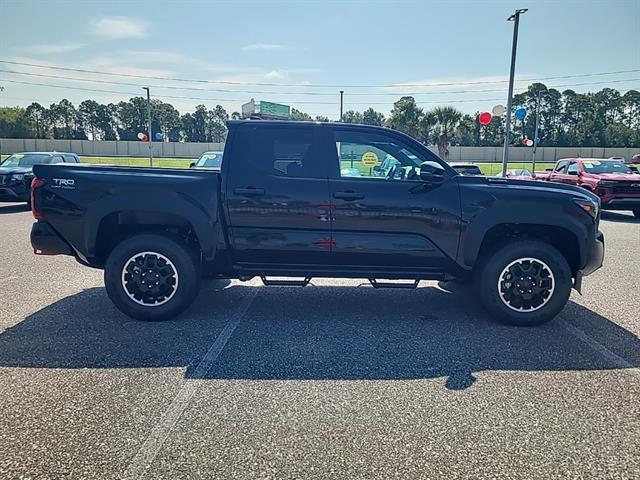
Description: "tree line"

(0, 82), (638, 158)
(0, 97), (237, 143)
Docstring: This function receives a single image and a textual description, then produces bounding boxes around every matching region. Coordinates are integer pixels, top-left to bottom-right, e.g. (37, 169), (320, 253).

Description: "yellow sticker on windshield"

(361, 151), (379, 167)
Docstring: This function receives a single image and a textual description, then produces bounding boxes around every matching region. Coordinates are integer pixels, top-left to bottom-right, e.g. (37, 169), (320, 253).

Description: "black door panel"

(327, 127), (462, 269)
(225, 124), (332, 265)
(330, 177), (461, 267)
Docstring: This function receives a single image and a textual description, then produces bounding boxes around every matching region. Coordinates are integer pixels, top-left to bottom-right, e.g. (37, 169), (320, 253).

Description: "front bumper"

(601, 198), (640, 210)
(30, 221), (74, 256)
(0, 186), (29, 202)
(574, 230), (604, 292)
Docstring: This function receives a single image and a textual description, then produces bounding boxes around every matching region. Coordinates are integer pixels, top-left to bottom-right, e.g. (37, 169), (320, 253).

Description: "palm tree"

(432, 106), (463, 159)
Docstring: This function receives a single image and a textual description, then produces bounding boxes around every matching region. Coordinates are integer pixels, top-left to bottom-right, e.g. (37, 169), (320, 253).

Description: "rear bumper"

(30, 221), (74, 256)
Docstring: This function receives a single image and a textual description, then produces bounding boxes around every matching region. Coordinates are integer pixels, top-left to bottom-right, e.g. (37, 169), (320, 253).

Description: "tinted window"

(234, 125), (323, 178)
(555, 161), (568, 173)
(63, 154), (78, 163)
(52, 155), (65, 164)
(333, 130), (427, 181)
(567, 162), (580, 174)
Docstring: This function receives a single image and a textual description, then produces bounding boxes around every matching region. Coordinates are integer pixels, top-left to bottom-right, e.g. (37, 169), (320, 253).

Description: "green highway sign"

(258, 101), (290, 118)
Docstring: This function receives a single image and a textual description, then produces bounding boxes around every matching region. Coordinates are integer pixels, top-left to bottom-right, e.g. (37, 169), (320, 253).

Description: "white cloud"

(90, 16), (147, 39)
(23, 43), (85, 54)
(241, 43), (284, 51)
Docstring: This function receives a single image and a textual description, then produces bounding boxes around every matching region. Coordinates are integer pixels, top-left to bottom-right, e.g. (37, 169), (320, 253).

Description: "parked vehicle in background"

(190, 151), (224, 171)
(495, 168), (533, 180)
(30, 120), (604, 326)
(0, 152), (79, 204)
(449, 163), (484, 175)
(536, 158), (640, 217)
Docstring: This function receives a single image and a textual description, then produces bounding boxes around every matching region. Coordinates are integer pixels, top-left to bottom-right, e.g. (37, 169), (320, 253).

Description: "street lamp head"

(507, 8), (528, 21)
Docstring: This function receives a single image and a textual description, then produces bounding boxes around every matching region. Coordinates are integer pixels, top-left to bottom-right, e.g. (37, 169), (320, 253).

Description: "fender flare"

(83, 193), (218, 260)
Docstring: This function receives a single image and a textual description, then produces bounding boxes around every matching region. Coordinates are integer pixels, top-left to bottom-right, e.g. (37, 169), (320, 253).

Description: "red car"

(536, 158), (640, 217)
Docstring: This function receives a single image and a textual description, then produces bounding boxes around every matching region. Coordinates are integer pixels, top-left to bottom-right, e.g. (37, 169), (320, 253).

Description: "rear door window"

(232, 125), (326, 179)
(567, 162), (580, 174)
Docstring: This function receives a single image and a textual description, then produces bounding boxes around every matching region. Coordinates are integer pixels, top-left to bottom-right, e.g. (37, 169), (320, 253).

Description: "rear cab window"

(230, 124), (327, 179)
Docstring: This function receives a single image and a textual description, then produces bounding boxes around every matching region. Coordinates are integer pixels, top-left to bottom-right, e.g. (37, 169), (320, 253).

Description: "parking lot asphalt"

(0, 202), (638, 479)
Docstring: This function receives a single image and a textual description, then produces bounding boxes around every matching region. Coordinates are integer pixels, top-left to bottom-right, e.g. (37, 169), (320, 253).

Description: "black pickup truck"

(30, 120), (604, 326)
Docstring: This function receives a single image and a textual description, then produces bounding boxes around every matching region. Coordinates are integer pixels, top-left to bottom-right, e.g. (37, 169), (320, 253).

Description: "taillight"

(31, 177), (46, 220)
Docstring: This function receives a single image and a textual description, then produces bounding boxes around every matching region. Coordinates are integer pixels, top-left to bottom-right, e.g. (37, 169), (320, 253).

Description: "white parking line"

(122, 289), (258, 480)
(561, 318), (638, 375)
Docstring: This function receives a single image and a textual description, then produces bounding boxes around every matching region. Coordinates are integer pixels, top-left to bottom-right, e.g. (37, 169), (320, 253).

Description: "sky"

(0, 0), (638, 119)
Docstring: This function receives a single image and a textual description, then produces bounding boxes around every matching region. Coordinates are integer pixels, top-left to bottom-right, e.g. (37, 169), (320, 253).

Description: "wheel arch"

(474, 223), (582, 275)
(85, 196), (218, 266)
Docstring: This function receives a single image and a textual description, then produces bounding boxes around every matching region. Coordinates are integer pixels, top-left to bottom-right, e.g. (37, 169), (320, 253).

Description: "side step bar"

(257, 277), (420, 289)
(368, 279), (420, 289)
(260, 276), (312, 287)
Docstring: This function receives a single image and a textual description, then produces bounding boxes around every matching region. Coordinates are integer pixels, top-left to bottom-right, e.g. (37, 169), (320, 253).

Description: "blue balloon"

(514, 107), (527, 120)
(155, 132), (163, 141)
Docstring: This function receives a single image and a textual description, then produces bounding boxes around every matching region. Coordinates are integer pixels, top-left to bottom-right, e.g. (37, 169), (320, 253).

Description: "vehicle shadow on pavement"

(0, 203), (30, 214)
(600, 211), (640, 223)
(0, 282), (638, 390)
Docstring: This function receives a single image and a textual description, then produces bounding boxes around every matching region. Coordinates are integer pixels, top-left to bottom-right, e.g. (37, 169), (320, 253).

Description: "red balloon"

(141, 134), (148, 142)
(478, 112), (493, 126)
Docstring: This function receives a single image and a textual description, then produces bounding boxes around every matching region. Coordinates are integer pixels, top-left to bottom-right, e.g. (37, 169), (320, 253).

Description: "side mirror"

(189, 162), (195, 168)
(545, 168), (553, 172)
(419, 161), (446, 183)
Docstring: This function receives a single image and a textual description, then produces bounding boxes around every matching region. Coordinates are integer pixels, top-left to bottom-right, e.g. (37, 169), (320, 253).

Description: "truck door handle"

(234, 187), (265, 196)
(333, 191), (365, 200)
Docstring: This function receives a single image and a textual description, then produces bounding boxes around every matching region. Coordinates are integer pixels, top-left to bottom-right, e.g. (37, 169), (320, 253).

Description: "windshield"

(195, 152), (223, 168)
(1, 153), (52, 167)
(583, 160), (632, 174)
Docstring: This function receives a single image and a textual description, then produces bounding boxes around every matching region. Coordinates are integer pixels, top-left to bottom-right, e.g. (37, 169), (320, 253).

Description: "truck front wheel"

(104, 234), (201, 321)
(476, 240), (572, 326)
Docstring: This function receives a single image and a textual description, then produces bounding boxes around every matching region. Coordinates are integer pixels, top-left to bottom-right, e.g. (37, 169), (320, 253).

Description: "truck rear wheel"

(476, 240), (572, 326)
(104, 234), (200, 321)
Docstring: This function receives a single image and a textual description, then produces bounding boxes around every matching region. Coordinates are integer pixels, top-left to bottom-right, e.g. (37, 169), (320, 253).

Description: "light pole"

(531, 90), (542, 175)
(142, 86), (153, 167)
(501, 8), (528, 177)
(339, 90), (344, 122)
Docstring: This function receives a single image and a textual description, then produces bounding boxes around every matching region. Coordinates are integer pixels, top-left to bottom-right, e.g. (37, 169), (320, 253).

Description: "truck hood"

(585, 172), (640, 182)
(479, 176), (599, 202)
(0, 166), (33, 175)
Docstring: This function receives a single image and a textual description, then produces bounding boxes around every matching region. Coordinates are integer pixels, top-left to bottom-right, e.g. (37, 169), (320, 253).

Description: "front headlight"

(11, 174), (25, 181)
(597, 180), (615, 187)
(574, 198), (599, 219)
